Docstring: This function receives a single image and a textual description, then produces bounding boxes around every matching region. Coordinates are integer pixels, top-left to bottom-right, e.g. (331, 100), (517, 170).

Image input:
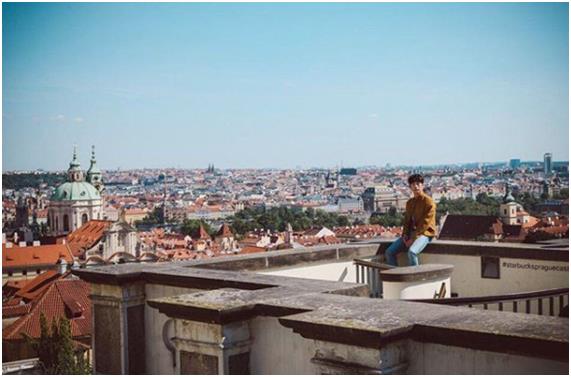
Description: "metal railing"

(409, 287), (569, 317)
(353, 257), (394, 298)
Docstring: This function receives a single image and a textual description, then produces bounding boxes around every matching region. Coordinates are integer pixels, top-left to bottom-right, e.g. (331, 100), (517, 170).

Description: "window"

(504, 209), (507, 215)
(36, 269), (41, 275)
(82, 213), (88, 225)
(481, 256), (500, 279)
(22, 270), (27, 276)
(8, 271), (13, 277)
(63, 214), (69, 232)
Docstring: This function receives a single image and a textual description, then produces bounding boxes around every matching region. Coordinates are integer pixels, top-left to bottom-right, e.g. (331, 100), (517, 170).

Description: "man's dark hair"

(408, 174), (424, 185)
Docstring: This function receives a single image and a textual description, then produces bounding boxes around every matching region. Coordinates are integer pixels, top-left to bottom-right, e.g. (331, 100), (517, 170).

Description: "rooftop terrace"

(73, 240), (568, 374)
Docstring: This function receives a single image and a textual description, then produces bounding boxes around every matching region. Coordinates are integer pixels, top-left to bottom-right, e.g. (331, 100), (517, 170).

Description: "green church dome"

(51, 181), (101, 202)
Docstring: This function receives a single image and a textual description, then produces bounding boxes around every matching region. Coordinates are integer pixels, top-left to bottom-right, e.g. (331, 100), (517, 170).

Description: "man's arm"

(415, 199), (436, 238)
(401, 201), (411, 238)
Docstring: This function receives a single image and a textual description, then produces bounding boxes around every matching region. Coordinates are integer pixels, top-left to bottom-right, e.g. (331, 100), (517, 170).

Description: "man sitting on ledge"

(385, 174), (437, 266)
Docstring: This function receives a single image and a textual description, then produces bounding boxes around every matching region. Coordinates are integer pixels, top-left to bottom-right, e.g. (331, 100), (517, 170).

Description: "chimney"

(6, 242), (13, 248)
(19, 241), (27, 247)
(57, 258), (69, 275)
(33, 240), (41, 247)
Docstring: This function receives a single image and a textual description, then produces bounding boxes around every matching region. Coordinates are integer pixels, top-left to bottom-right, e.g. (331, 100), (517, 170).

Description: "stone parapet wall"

(73, 240), (569, 374)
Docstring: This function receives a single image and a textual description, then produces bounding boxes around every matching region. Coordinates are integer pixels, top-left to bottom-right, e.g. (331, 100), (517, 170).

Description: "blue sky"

(3, 3), (569, 171)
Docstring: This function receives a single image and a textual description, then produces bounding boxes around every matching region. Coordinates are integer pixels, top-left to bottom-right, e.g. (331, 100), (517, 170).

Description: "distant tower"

(68, 145), (83, 182)
(544, 153), (553, 177)
(15, 196), (29, 228)
(499, 185), (518, 225)
(86, 145), (104, 193)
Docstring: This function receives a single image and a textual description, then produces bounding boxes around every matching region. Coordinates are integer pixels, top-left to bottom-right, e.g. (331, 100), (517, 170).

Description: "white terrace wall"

(420, 253), (568, 297)
(260, 251), (568, 299)
(259, 260), (355, 283)
(145, 284), (204, 375)
(249, 316), (317, 374)
(248, 319), (568, 374)
(407, 341), (568, 374)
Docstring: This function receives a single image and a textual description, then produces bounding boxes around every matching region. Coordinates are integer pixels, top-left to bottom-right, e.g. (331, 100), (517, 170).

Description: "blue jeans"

(385, 236), (432, 267)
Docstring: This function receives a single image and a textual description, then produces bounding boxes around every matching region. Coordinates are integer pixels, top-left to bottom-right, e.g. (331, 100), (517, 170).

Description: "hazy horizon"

(3, 3), (569, 171)
(2, 156), (566, 174)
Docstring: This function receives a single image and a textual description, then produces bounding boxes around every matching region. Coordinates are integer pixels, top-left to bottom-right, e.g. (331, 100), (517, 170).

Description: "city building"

(47, 148), (104, 236)
(66, 219), (139, 262)
(362, 185), (407, 213)
(544, 152), (553, 177)
(509, 159), (521, 169)
(2, 242), (74, 281)
(337, 196), (363, 213)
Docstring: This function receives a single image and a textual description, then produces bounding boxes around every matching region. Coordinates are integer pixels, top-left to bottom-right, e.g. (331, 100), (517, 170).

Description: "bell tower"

(87, 145), (104, 193)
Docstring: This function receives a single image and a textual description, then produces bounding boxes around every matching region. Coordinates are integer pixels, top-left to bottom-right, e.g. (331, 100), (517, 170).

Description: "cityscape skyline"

(1, 150), (568, 173)
(3, 3), (569, 171)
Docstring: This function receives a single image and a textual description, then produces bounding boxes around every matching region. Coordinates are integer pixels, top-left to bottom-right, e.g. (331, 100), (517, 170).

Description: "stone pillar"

(172, 319), (251, 374)
(148, 290), (256, 374)
(90, 282), (146, 374)
(310, 340), (409, 374)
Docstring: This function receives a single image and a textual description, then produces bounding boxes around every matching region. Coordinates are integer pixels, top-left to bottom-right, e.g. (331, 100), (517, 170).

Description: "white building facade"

(48, 147), (104, 236)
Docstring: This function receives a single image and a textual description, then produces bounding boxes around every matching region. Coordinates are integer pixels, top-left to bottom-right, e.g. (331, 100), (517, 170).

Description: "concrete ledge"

(376, 240), (569, 262)
(146, 286), (568, 362)
(380, 264), (454, 282)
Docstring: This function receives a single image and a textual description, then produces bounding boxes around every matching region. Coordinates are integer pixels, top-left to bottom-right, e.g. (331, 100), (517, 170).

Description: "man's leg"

(407, 236), (431, 266)
(384, 238), (405, 266)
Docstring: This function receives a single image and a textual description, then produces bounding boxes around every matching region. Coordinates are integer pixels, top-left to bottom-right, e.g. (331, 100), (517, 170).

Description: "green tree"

(553, 188), (569, 200)
(180, 219), (214, 237)
(370, 212), (404, 227)
(26, 314), (91, 374)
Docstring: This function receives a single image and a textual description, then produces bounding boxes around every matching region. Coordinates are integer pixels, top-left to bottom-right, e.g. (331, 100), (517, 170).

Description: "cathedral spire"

(87, 144), (104, 192)
(67, 145), (83, 182)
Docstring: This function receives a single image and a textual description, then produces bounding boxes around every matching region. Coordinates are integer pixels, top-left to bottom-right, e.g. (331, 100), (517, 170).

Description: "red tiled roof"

(2, 243), (74, 269)
(3, 303), (32, 318)
(14, 270), (68, 301)
(66, 220), (113, 257)
(216, 223), (234, 238)
(439, 215), (500, 240)
(195, 224), (211, 240)
(3, 279), (91, 340)
(240, 246), (267, 254)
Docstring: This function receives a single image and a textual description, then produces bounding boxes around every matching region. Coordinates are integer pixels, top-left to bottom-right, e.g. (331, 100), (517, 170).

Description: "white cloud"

(368, 113), (379, 119)
(48, 114), (85, 125)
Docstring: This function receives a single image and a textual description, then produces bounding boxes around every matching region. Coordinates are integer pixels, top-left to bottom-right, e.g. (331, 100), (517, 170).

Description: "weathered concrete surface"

(73, 243), (379, 284)
(74, 241), (569, 374)
(380, 264), (454, 282)
(148, 286), (568, 362)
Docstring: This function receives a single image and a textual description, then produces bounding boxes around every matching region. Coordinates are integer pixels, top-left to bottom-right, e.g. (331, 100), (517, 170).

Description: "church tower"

(499, 184), (518, 225)
(86, 145), (104, 193)
(68, 145), (83, 182)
